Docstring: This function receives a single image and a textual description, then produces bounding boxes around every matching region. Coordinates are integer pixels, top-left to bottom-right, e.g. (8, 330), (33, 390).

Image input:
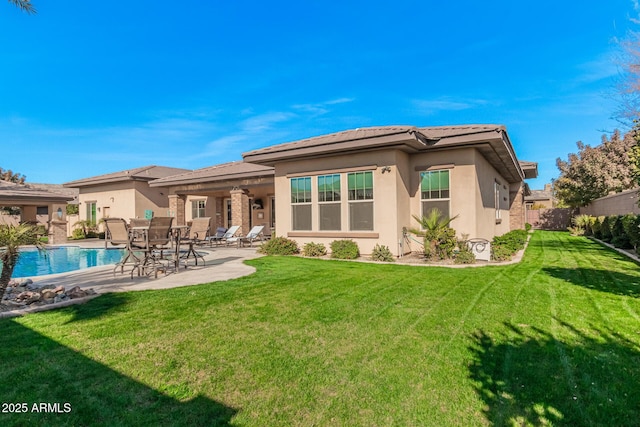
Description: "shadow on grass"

(542, 267), (640, 298)
(468, 321), (640, 426)
(0, 320), (237, 426)
(61, 292), (133, 324)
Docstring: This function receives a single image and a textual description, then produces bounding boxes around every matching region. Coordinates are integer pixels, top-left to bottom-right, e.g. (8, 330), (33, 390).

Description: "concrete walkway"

(29, 241), (264, 293)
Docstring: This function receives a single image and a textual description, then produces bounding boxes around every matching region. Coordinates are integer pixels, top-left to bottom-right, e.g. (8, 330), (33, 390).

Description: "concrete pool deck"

(27, 239), (264, 293)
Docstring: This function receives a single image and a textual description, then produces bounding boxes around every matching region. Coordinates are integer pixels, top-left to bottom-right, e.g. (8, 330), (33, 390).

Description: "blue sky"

(1, 1), (637, 188)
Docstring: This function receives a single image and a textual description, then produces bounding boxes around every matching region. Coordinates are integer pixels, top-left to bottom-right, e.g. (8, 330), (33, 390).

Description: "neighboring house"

(525, 183), (554, 209)
(63, 165), (190, 229)
(0, 181), (75, 244)
(243, 125), (538, 255)
(149, 161), (275, 236)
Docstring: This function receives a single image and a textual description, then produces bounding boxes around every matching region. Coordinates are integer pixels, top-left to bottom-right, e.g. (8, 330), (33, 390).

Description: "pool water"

(8, 246), (125, 278)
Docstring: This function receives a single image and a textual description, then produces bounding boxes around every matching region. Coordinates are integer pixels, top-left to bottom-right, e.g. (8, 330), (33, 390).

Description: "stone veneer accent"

(168, 195), (186, 226)
(230, 188), (250, 235)
(509, 183), (525, 230)
(48, 220), (67, 245)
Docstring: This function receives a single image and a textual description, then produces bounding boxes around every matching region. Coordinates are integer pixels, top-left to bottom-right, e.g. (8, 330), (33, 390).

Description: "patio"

(1, 239), (263, 317)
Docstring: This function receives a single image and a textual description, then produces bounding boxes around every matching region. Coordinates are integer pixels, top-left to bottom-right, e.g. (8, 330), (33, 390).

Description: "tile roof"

(0, 181), (75, 204)
(242, 124), (535, 183)
(63, 165), (191, 187)
(149, 161), (274, 187)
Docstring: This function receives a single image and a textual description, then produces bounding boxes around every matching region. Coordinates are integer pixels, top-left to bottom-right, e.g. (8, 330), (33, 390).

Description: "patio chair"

(103, 217), (141, 275)
(131, 216), (174, 278)
(212, 225), (240, 246)
(179, 217), (210, 266)
(206, 227), (227, 246)
(227, 225), (265, 247)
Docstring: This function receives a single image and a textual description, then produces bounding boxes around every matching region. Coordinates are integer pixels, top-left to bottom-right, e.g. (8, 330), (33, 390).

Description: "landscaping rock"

(67, 286), (87, 299)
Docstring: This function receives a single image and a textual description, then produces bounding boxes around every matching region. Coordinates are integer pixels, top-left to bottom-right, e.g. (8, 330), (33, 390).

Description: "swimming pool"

(8, 246), (125, 278)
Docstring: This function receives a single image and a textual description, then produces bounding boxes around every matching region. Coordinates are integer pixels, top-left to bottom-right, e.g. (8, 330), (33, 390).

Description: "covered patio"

(0, 181), (74, 244)
(150, 161), (275, 237)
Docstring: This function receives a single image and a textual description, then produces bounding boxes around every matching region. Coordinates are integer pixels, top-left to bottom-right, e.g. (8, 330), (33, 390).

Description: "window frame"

(420, 169), (451, 219)
(191, 199), (206, 219)
(347, 171), (374, 231)
(290, 176), (312, 231)
(318, 174), (341, 231)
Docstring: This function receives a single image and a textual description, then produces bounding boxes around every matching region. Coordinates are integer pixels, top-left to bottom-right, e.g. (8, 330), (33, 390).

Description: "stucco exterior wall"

(274, 149), (402, 255)
(273, 147), (517, 256)
(76, 181), (172, 230)
(77, 184), (138, 225)
(580, 188), (640, 216)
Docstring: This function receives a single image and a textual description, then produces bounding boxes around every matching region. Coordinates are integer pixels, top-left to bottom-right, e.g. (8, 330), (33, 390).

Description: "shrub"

(71, 228), (86, 240)
(330, 239), (360, 259)
(258, 236), (299, 255)
(622, 214), (640, 251)
(591, 216), (604, 239)
(371, 244), (395, 262)
(600, 216), (612, 242)
(525, 222), (532, 232)
(570, 214), (595, 236)
(409, 210), (459, 261)
(491, 229), (528, 261)
(454, 240), (476, 264)
(610, 215), (631, 248)
(302, 242), (327, 257)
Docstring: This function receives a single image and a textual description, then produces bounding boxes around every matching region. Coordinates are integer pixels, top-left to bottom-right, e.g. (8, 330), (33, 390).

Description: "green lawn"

(1, 231), (640, 426)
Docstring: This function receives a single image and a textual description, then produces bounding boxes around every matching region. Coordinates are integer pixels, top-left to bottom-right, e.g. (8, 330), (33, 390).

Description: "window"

(225, 198), (232, 228)
(318, 174), (341, 230)
(191, 200), (206, 218)
(494, 181), (501, 221)
(420, 170), (450, 218)
(348, 171), (373, 230)
(291, 177), (312, 230)
(270, 196), (276, 229)
(86, 201), (97, 224)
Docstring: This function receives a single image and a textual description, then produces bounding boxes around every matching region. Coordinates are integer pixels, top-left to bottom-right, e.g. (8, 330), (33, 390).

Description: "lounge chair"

(212, 225), (239, 246)
(206, 227), (227, 246)
(227, 225), (265, 247)
(103, 217), (141, 275)
(179, 217), (210, 265)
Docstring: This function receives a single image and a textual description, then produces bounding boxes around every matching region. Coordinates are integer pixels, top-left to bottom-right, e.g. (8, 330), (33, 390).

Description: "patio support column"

(48, 203), (68, 244)
(168, 194), (186, 226)
(509, 183), (525, 230)
(230, 187), (250, 235)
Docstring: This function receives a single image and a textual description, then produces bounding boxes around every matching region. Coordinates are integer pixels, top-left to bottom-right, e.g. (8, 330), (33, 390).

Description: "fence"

(579, 188), (640, 217)
(526, 208), (575, 230)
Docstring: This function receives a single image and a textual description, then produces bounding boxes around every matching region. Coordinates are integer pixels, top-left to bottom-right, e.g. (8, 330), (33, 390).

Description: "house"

(61, 124), (537, 256)
(0, 181), (75, 244)
(525, 183), (555, 209)
(242, 125), (537, 255)
(63, 165), (190, 228)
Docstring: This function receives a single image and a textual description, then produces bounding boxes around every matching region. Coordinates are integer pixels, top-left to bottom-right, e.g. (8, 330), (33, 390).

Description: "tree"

(0, 167), (26, 184)
(0, 223), (41, 299)
(7, 0), (36, 14)
(554, 130), (635, 207)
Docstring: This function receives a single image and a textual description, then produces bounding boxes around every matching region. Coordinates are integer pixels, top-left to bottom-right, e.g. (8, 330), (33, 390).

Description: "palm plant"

(0, 223), (42, 299)
(8, 0), (36, 14)
(409, 209), (459, 260)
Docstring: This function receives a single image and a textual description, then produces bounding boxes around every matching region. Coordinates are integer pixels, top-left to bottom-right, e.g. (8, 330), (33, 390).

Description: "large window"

(348, 171), (373, 231)
(420, 170), (450, 218)
(191, 199), (206, 218)
(318, 174), (341, 230)
(291, 177), (312, 230)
